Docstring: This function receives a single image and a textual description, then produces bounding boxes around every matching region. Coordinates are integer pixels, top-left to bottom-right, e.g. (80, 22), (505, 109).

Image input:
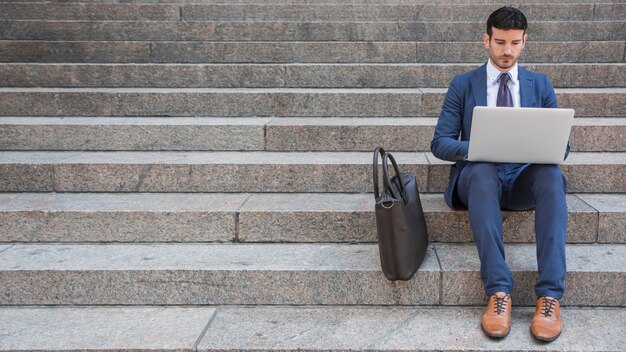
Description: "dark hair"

(486, 6), (528, 37)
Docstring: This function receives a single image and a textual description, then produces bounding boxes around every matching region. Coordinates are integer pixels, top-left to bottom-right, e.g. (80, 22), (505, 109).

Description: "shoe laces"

(540, 297), (557, 317)
(493, 295), (509, 315)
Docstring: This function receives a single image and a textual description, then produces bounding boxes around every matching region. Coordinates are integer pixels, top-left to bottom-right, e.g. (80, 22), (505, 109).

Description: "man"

(431, 7), (567, 342)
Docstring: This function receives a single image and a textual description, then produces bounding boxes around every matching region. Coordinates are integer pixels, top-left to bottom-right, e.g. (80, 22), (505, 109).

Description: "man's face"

(483, 27), (528, 72)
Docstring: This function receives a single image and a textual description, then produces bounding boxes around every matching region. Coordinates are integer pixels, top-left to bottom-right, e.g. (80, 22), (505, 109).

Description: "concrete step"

(0, 242), (623, 306)
(1, 117), (624, 153)
(2, 63), (625, 88)
(0, 192), (248, 243)
(1, 3), (624, 21)
(265, 117), (625, 152)
(0, 3), (182, 21)
(3, 0), (624, 4)
(1, 192), (623, 244)
(0, 151), (624, 193)
(3, 20), (625, 42)
(2, 40), (624, 64)
(237, 193), (626, 244)
(0, 306), (624, 352)
(199, 306), (625, 351)
(0, 306), (217, 352)
(181, 4), (626, 22)
(1, 88), (625, 117)
(0, 117), (270, 151)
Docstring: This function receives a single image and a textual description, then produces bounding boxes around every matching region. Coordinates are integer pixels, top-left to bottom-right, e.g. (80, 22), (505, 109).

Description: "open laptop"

(467, 106), (575, 164)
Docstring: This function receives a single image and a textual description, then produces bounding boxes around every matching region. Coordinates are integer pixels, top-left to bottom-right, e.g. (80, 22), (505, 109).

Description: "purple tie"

(497, 73), (513, 107)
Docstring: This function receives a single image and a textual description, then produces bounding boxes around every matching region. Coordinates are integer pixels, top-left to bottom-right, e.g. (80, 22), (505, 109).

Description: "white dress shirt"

(486, 58), (520, 108)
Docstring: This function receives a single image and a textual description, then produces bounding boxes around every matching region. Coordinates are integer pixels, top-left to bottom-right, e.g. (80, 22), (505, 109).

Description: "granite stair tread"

(0, 305), (624, 352)
(2, 40), (624, 63)
(0, 151), (624, 193)
(0, 117), (271, 151)
(1, 192), (624, 244)
(2, 63), (625, 88)
(1, 3), (624, 21)
(5, 87), (626, 93)
(191, 305), (626, 352)
(2, 0), (625, 4)
(1, 88), (625, 117)
(2, 20), (625, 42)
(0, 117), (624, 152)
(0, 306), (217, 352)
(0, 242), (623, 306)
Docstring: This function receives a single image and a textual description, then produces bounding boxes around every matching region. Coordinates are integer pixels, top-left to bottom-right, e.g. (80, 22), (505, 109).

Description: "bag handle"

(383, 152), (407, 203)
(373, 147), (386, 199)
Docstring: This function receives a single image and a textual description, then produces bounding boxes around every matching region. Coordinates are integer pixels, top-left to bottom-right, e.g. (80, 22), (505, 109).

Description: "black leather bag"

(373, 147), (429, 281)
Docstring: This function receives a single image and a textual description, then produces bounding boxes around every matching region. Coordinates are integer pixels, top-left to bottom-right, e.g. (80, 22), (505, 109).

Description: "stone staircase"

(0, 0), (624, 351)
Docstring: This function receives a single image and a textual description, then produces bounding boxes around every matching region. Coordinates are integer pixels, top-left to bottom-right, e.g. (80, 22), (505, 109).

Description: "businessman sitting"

(431, 6), (568, 342)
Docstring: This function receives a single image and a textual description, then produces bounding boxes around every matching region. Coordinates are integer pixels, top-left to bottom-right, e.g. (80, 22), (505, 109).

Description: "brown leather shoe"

(531, 296), (563, 342)
(481, 292), (512, 338)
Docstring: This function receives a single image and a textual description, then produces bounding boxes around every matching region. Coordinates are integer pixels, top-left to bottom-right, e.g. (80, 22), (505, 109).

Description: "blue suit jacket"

(430, 64), (568, 209)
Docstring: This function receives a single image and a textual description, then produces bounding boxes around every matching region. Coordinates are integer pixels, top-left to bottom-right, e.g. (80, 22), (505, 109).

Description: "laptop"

(467, 106), (575, 164)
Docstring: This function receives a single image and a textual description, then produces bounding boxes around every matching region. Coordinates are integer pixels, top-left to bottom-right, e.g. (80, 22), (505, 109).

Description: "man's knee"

(531, 164), (563, 178)
(463, 163), (498, 180)
(528, 165), (566, 193)
(459, 163), (500, 198)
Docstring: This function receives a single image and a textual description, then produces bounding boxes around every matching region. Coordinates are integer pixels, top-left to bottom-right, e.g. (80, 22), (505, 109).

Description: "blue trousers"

(457, 163), (568, 299)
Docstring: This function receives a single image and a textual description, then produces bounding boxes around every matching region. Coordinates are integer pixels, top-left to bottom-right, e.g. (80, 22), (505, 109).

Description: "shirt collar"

(487, 58), (518, 86)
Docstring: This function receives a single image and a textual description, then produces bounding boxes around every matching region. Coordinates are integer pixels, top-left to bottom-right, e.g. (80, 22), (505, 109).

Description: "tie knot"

(500, 73), (510, 85)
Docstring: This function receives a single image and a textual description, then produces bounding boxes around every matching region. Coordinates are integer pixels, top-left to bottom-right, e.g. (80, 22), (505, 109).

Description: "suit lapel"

(519, 66), (534, 107)
(470, 64), (488, 107)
